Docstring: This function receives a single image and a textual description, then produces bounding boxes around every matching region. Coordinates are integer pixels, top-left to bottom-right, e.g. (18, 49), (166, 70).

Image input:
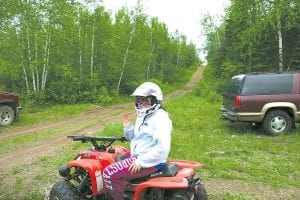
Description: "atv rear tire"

(50, 181), (80, 200)
(194, 184), (207, 200)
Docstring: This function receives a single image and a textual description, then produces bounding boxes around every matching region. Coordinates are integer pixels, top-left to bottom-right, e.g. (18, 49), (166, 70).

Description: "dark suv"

(0, 92), (22, 126)
(220, 72), (300, 135)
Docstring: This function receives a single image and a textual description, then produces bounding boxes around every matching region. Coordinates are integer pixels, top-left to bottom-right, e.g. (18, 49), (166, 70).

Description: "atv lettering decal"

(103, 157), (136, 191)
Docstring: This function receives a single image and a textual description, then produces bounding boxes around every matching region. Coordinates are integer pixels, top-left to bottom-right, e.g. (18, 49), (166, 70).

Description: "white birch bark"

(42, 35), (50, 91)
(36, 69), (40, 92)
(278, 21), (283, 72)
(31, 70), (36, 91)
(116, 26), (135, 94)
(90, 21), (95, 86)
(35, 33), (39, 92)
(23, 67), (29, 93)
(77, 8), (83, 79)
(26, 27), (36, 92)
(146, 31), (154, 80)
(116, 1), (143, 94)
(147, 45), (155, 80)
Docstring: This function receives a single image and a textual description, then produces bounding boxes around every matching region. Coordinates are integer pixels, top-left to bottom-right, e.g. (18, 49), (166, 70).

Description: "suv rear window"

(241, 74), (292, 95)
(224, 75), (244, 95)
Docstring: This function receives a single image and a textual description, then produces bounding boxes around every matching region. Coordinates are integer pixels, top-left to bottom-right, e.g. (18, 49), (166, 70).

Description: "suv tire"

(262, 109), (293, 135)
(0, 105), (15, 126)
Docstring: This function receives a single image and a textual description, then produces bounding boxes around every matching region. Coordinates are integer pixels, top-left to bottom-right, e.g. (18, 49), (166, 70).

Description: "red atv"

(50, 135), (207, 200)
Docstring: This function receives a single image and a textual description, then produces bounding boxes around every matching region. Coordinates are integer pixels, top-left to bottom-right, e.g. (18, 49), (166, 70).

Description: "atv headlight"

(59, 165), (70, 177)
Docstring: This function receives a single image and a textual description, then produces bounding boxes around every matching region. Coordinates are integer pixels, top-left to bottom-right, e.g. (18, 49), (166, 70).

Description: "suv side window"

(241, 74), (292, 95)
(225, 75), (244, 95)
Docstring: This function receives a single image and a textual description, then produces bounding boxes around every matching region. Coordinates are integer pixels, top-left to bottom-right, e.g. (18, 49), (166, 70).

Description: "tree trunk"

(36, 69), (39, 92)
(26, 27), (36, 92)
(147, 45), (155, 80)
(42, 36), (50, 91)
(77, 9), (83, 79)
(23, 67), (29, 93)
(278, 21), (283, 72)
(176, 46), (181, 68)
(90, 21), (95, 86)
(116, 26), (135, 94)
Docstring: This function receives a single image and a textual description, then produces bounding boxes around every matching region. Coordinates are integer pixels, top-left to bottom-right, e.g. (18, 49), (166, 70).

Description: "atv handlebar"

(68, 135), (127, 142)
(67, 135), (128, 151)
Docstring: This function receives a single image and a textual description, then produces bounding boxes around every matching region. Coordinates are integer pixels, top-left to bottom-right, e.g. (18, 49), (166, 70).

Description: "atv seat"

(128, 162), (179, 184)
(158, 162), (179, 177)
(115, 154), (179, 182)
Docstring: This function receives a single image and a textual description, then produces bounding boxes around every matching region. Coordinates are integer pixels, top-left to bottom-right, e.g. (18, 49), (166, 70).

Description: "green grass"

(40, 88), (299, 197)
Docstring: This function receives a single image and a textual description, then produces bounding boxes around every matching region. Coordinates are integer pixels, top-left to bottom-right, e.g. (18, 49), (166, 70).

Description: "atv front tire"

(50, 181), (79, 200)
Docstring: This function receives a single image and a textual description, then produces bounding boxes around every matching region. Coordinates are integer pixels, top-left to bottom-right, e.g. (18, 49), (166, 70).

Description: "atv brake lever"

(120, 136), (128, 142)
(67, 135), (90, 142)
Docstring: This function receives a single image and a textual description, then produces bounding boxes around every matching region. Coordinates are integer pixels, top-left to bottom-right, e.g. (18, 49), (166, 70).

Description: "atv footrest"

(123, 191), (134, 200)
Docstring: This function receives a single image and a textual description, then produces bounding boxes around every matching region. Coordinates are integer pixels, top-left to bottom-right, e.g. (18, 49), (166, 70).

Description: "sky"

(101, 0), (231, 61)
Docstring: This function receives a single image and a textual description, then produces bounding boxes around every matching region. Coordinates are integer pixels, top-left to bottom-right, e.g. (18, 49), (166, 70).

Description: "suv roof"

(225, 72), (298, 95)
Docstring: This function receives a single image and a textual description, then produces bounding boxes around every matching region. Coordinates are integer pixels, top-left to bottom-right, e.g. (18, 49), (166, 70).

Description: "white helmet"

(131, 82), (163, 117)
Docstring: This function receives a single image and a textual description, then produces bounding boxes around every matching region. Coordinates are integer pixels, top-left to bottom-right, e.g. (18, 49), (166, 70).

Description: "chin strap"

(135, 104), (161, 117)
(137, 104), (161, 131)
(146, 104), (160, 115)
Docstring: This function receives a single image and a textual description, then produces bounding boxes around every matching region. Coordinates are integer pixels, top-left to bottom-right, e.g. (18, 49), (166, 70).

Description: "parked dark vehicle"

(0, 92), (22, 126)
(220, 72), (300, 135)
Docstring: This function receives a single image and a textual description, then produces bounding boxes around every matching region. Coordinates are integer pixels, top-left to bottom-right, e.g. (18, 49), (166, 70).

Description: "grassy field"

(1, 68), (299, 199)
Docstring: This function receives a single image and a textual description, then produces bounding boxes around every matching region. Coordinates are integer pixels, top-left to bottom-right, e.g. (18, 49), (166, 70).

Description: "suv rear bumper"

(220, 107), (263, 122)
(16, 106), (22, 114)
(220, 108), (238, 121)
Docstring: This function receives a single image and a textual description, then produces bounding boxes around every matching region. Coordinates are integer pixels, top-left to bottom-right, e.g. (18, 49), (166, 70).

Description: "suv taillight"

(235, 96), (241, 110)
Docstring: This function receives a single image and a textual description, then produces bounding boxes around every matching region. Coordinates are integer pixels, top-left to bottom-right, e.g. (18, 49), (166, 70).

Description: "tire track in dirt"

(165, 67), (203, 101)
(0, 106), (132, 172)
(0, 104), (132, 140)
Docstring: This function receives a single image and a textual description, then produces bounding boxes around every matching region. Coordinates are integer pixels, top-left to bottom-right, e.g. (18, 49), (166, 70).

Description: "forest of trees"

(203, 0), (300, 82)
(2, 0), (299, 105)
(0, 0), (200, 105)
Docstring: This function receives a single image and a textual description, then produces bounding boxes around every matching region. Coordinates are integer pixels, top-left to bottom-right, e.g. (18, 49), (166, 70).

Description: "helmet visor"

(135, 96), (152, 109)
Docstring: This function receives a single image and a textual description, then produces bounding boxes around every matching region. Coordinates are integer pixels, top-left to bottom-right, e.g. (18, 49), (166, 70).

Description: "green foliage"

(194, 66), (222, 102)
(0, 1), (200, 105)
(203, 0), (300, 81)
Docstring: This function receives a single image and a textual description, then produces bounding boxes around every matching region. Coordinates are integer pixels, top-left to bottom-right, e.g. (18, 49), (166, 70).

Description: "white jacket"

(124, 109), (172, 168)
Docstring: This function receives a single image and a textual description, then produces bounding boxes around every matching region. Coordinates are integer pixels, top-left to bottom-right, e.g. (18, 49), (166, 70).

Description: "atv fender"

(133, 177), (188, 200)
(170, 159), (204, 168)
(67, 159), (105, 195)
